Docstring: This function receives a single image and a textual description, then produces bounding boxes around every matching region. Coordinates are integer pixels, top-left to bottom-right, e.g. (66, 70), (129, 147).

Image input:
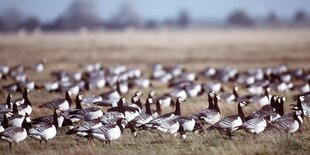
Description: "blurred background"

(0, 0), (309, 32)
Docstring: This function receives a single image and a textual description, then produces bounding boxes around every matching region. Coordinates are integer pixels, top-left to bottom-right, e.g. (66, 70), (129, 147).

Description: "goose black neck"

(145, 99), (152, 115)
(238, 104), (245, 122)
(174, 99), (181, 115)
(277, 98), (285, 116)
(264, 87), (269, 99)
(133, 97), (142, 109)
(53, 110), (59, 129)
(213, 96), (220, 113)
(6, 94), (11, 109)
(116, 81), (121, 94)
(65, 92), (72, 106)
(75, 95), (83, 109)
(12, 103), (18, 114)
(22, 116), (31, 132)
(116, 120), (124, 133)
(207, 93), (214, 109)
(270, 96), (277, 108)
(233, 88), (239, 99)
(296, 97), (302, 110)
(2, 114), (9, 128)
(23, 91), (31, 106)
(156, 100), (162, 115)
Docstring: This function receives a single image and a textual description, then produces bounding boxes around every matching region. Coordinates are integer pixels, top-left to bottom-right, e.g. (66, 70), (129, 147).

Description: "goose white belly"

(1, 128), (27, 143)
(106, 126), (121, 140)
(29, 125), (57, 140)
(181, 119), (195, 132)
(243, 118), (267, 134)
(230, 117), (243, 132)
(287, 121), (300, 133)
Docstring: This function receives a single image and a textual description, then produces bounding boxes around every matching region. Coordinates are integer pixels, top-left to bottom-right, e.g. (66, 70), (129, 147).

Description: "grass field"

(0, 28), (310, 155)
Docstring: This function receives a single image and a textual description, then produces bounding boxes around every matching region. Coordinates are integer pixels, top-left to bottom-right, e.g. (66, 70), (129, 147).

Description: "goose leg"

(40, 140), (42, 145)
(9, 142), (12, 149)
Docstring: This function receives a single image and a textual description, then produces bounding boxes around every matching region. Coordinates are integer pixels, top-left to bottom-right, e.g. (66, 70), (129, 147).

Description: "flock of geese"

(0, 61), (310, 149)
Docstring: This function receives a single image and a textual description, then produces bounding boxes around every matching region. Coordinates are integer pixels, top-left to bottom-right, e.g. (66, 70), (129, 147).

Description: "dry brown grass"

(0, 28), (310, 154)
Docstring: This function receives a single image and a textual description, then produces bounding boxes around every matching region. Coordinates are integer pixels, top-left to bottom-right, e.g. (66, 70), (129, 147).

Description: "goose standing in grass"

(0, 113), (31, 149)
(66, 119), (103, 144)
(87, 119), (126, 146)
(143, 97), (185, 136)
(128, 97), (153, 137)
(29, 109), (59, 145)
(39, 91), (73, 111)
(207, 101), (248, 139)
(271, 110), (303, 134)
(192, 92), (221, 125)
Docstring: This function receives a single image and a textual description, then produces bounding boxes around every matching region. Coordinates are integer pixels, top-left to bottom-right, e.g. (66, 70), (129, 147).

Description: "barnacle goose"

(143, 97), (185, 136)
(6, 103), (29, 127)
(107, 98), (140, 122)
(271, 110), (303, 134)
(128, 97), (153, 137)
(87, 119), (126, 146)
(0, 113), (31, 149)
(247, 95), (282, 121)
(67, 95), (104, 122)
(29, 109), (59, 145)
(207, 101), (248, 139)
(39, 91), (73, 111)
(66, 119), (103, 144)
(192, 92), (221, 125)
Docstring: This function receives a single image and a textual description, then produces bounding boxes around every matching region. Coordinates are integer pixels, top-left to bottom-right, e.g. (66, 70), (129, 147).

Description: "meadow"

(0, 28), (310, 155)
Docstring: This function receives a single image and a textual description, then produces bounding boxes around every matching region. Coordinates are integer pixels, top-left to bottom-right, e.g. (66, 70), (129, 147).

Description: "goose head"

(148, 90), (156, 98)
(134, 91), (143, 97)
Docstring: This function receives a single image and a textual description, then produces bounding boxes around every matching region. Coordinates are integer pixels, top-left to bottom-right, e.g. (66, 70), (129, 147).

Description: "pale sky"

(0, 0), (309, 22)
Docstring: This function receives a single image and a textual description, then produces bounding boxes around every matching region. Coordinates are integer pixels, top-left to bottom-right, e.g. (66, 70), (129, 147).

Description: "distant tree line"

(0, 0), (309, 32)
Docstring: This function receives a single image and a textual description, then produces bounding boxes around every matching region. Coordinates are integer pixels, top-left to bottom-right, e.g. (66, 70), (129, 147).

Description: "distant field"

(0, 28), (310, 155)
